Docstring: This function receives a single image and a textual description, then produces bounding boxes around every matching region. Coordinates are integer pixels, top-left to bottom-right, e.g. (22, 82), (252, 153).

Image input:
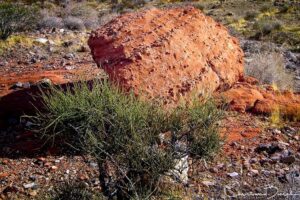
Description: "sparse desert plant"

(98, 11), (119, 26)
(0, 34), (34, 55)
(84, 19), (99, 29)
(48, 182), (105, 200)
(193, 2), (205, 11)
(244, 10), (258, 20)
(254, 20), (282, 36)
(244, 51), (295, 90)
(63, 16), (85, 30)
(270, 106), (282, 125)
(68, 2), (99, 29)
(39, 14), (63, 29)
(185, 99), (223, 157)
(123, 0), (147, 8)
(70, 3), (98, 19)
(260, 4), (271, 12)
(26, 80), (222, 199)
(0, 2), (38, 40)
(278, 4), (290, 13)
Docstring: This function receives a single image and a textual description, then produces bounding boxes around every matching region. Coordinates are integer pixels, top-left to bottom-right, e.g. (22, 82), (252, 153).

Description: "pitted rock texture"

(219, 76), (300, 120)
(88, 7), (244, 104)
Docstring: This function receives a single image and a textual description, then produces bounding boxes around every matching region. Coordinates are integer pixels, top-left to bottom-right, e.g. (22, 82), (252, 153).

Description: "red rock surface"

(88, 7), (244, 104)
(0, 59), (101, 119)
(219, 77), (300, 120)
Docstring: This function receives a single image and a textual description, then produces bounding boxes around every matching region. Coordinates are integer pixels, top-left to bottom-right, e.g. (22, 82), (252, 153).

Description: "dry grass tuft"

(244, 51), (295, 91)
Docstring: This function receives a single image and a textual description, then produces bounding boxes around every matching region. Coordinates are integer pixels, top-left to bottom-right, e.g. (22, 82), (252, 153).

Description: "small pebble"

(50, 166), (58, 171)
(227, 172), (239, 178)
(23, 182), (36, 189)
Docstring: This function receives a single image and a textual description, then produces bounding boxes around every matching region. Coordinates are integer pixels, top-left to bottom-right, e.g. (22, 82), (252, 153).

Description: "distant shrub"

(83, 18), (99, 30)
(63, 16), (85, 30)
(193, 2), (205, 11)
(0, 3), (38, 40)
(48, 182), (105, 200)
(278, 4), (290, 13)
(27, 80), (222, 199)
(70, 3), (97, 19)
(244, 10), (258, 20)
(69, 3), (99, 29)
(260, 4), (271, 12)
(112, 0), (146, 11)
(0, 34), (34, 55)
(272, 31), (300, 52)
(254, 20), (282, 36)
(98, 11), (119, 26)
(39, 15), (63, 29)
(244, 52), (295, 90)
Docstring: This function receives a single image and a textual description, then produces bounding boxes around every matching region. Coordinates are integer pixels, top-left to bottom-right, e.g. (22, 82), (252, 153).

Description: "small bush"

(0, 34), (34, 55)
(69, 3), (99, 29)
(48, 182), (105, 200)
(117, 0), (146, 10)
(83, 18), (99, 30)
(70, 3), (97, 19)
(193, 2), (205, 11)
(98, 11), (119, 26)
(260, 4), (271, 12)
(254, 20), (282, 36)
(244, 52), (295, 90)
(0, 3), (38, 40)
(244, 10), (258, 20)
(185, 100), (223, 157)
(27, 80), (222, 199)
(278, 4), (290, 13)
(63, 16), (85, 30)
(270, 106), (282, 126)
(39, 15), (63, 29)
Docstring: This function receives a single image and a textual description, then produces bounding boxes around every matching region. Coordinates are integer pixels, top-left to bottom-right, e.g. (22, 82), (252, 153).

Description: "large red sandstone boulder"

(88, 7), (244, 104)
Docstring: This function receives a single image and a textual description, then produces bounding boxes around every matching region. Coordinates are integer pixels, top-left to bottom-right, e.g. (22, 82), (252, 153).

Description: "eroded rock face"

(219, 77), (300, 120)
(88, 7), (244, 104)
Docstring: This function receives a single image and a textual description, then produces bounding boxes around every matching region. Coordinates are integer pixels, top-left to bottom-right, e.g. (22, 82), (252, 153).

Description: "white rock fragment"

(170, 155), (189, 184)
(23, 182), (35, 189)
(34, 38), (48, 44)
(227, 172), (239, 178)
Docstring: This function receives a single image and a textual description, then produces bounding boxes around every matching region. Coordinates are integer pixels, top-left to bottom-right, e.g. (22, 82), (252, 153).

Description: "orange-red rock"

(219, 77), (300, 120)
(88, 7), (244, 104)
(0, 67), (101, 120)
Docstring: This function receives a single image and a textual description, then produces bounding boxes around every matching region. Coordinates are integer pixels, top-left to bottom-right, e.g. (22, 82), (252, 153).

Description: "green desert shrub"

(48, 182), (105, 200)
(185, 99), (223, 157)
(0, 2), (38, 40)
(26, 80), (222, 199)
